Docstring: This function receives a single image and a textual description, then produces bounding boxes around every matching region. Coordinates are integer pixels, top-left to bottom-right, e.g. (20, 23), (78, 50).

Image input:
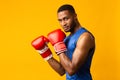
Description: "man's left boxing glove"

(47, 29), (67, 55)
(31, 36), (52, 60)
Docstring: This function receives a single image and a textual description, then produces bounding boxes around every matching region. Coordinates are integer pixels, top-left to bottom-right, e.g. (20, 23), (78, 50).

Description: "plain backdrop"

(0, 0), (120, 80)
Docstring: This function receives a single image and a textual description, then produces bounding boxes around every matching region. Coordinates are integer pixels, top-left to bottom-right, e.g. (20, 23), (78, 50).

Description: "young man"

(32, 4), (95, 80)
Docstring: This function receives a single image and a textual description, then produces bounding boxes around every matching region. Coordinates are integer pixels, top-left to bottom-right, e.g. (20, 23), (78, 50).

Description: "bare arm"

(47, 57), (65, 76)
(58, 32), (95, 76)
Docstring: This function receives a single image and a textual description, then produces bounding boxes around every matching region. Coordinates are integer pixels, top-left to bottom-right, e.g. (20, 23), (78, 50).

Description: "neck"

(71, 21), (81, 35)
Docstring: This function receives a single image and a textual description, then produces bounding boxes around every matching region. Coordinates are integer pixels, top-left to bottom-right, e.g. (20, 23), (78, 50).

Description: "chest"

(64, 35), (79, 59)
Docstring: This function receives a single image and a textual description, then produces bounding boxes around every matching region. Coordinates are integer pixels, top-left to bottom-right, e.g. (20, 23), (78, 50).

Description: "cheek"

(59, 21), (63, 26)
(68, 19), (74, 26)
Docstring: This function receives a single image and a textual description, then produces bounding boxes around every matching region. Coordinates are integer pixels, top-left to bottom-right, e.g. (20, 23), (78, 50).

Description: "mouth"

(63, 26), (69, 30)
(63, 26), (70, 32)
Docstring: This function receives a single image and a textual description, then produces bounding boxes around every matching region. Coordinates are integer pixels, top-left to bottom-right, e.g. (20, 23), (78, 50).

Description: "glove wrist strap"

(54, 42), (67, 55)
(37, 45), (52, 60)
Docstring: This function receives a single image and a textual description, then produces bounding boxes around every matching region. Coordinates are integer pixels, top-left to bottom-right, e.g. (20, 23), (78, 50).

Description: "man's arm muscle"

(59, 32), (95, 75)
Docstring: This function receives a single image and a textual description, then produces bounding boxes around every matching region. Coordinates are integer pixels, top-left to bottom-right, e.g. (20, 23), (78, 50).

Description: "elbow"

(66, 65), (77, 76)
(67, 69), (76, 76)
(59, 69), (75, 76)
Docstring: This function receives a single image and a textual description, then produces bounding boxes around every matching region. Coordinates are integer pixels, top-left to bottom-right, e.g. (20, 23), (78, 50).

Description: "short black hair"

(57, 4), (76, 14)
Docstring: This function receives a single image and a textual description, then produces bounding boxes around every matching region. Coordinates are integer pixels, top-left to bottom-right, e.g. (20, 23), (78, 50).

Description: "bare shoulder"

(77, 32), (95, 48)
(81, 32), (94, 40)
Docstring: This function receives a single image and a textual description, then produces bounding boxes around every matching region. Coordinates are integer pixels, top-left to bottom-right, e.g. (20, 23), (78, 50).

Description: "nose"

(61, 21), (67, 27)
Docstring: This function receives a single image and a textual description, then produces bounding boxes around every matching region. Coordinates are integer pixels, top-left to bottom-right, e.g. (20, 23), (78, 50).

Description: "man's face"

(57, 10), (76, 32)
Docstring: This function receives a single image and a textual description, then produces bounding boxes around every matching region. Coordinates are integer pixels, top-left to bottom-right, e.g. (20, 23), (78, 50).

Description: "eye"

(58, 19), (62, 22)
(64, 17), (69, 21)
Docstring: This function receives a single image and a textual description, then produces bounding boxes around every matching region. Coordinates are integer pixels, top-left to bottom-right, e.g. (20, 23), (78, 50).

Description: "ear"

(74, 13), (77, 19)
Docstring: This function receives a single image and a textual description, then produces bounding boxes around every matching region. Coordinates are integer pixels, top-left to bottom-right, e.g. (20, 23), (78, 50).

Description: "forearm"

(47, 29), (76, 75)
(47, 57), (65, 76)
(58, 53), (76, 76)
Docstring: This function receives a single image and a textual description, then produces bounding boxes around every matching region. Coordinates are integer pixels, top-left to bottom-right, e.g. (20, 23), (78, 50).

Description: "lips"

(63, 26), (68, 30)
(63, 26), (70, 32)
(64, 27), (67, 30)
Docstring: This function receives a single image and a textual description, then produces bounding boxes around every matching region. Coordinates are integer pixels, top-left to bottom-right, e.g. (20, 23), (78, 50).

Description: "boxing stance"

(32, 4), (95, 80)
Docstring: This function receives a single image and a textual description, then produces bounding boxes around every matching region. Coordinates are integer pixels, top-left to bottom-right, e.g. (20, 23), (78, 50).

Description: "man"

(31, 4), (95, 80)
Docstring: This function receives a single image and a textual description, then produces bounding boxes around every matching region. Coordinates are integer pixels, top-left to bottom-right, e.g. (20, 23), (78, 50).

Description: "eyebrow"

(58, 16), (68, 21)
(58, 19), (62, 21)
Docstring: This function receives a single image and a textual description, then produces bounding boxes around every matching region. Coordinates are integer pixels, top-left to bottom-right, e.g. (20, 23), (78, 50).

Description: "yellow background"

(0, 0), (120, 80)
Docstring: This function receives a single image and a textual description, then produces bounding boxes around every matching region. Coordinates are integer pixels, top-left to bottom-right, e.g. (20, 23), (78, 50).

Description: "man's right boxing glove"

(47, 29), (67, 55)
(31, 36), (52, 60)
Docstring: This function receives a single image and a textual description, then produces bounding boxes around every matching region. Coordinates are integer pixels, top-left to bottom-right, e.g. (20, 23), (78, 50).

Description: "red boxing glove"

(31, 36), (52, 60)
(47, 29), (67, 55)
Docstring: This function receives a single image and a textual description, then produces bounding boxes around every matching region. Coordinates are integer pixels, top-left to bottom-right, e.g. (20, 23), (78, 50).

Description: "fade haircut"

(57, 4), (76, 14)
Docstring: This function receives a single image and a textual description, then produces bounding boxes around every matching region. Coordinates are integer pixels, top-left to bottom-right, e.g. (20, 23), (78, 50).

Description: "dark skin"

(47, 10), (95, 76)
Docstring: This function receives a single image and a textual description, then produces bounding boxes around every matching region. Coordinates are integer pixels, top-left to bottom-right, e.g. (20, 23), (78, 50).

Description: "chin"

(64, 28), (70, 32)
(64, 30), (69, 33)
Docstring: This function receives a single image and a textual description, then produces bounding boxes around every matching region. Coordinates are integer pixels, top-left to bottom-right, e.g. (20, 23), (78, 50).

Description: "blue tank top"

(64, 27), (95, 80)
